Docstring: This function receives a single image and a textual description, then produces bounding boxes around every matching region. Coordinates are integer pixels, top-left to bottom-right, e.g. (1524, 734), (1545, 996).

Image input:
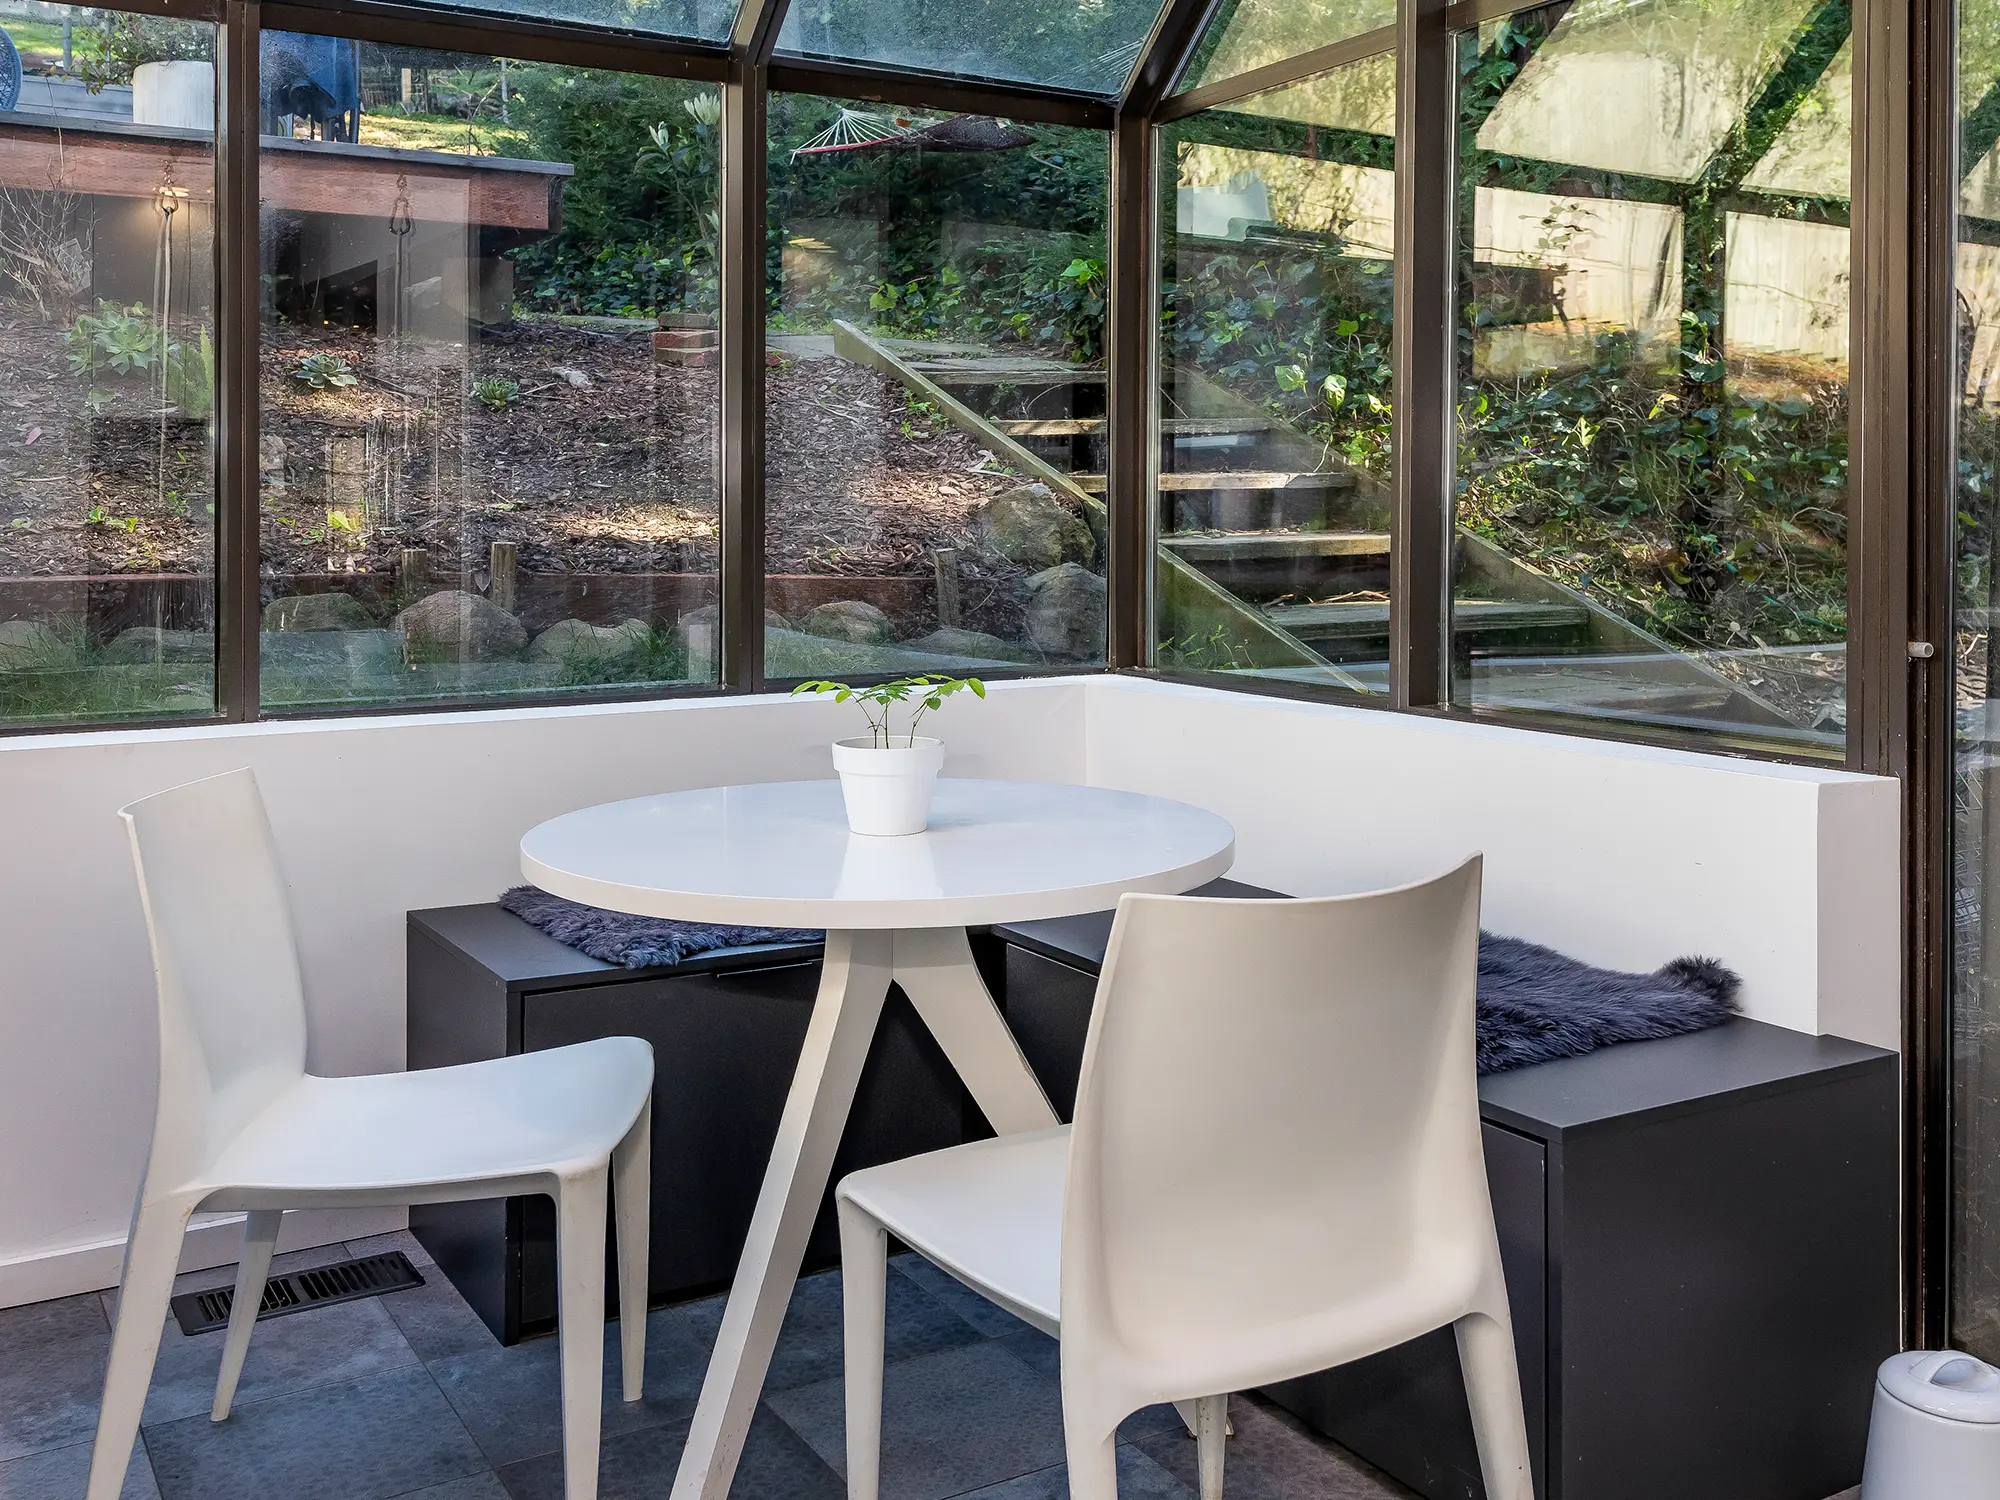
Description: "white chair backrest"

(121, 768), (309, 1194)
(1060, 857), (1487, 1391)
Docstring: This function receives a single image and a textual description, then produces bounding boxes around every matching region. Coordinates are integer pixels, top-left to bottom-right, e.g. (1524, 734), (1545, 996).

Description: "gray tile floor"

(0, 1231), (1414, 1500)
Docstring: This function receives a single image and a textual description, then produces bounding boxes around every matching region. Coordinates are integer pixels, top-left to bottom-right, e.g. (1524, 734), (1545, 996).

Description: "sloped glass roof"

(1476, 0), (1820, 183)
(1741, 37), (1850, 199)
(1213, 51), (1395, 134)
(1177, 0), (1394, 97)
(773, 0), (1168, 96)
(449, 0), (733, 42)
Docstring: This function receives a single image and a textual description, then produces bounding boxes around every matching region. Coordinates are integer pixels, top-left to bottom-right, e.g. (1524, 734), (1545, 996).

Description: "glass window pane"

(1451, 3), (1848, 750)
(763, 96), (1109, 677)
(1475, 0), (1822, 184)
(0, 3), (217, 727)
(774, 0), (1163, 96)
(1179, 0), (1395, 98)
(1955, 0), (2000, 1362)
(1154, 56), (1396, 692)
(259, 39), (719, 711)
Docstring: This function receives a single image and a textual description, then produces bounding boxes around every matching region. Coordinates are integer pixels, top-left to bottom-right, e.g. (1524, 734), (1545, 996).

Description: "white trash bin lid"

(1879, 1352), (2000, 1423)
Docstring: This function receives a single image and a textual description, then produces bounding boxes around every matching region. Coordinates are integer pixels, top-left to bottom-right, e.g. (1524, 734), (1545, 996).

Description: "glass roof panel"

(1177, 0), (1395, 97)
(1195, 51), (1395, 134)
(430, 0), (732, 43)
(1475, 0), (1820, 184)
(1741, 37), (1850, 199)
(773, 0), (1168, 97)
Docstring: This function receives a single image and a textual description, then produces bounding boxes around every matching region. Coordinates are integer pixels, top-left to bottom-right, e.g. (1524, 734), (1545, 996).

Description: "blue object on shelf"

(0, 30), (23, 116)
(260, 30), (358, 142)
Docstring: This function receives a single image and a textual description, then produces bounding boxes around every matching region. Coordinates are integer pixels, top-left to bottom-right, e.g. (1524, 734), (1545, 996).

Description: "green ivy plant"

(791, 673), (985, 749)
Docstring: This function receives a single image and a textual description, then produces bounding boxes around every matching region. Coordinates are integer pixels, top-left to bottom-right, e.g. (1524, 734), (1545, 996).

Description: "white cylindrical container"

(1861, 1350), (2000, 1499)
(132, 61), (216, 131)
(831, 736), (945, 836)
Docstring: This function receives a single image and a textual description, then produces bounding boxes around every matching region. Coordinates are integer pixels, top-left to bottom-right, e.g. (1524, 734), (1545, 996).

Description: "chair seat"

(197, 1036), (654, 1200)
(840, 1126), (1070, 1333)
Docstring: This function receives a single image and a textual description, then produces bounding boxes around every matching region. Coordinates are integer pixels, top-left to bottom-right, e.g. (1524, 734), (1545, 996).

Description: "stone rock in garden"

(0, 619), (58, 665)
(527, 618), (651, 666)
(803, 600), (893, 645)
(902, 627), (1036, 664)
(263, 592), (373, 632)
(975, 484), (1095, 570)
(1023, 563), (1107, 660)
(104, 627), (213, 665)
(392, 590), (528, 661)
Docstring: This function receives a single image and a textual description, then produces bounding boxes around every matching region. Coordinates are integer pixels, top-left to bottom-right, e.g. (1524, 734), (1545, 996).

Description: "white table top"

(519, 778), (1236, 929)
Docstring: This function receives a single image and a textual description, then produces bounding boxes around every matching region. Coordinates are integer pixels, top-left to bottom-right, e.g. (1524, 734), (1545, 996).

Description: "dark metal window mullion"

(1849, 0), (1952, 1347)
(718, 0), (790, 692)
(217, 0), (263, 720)
(1390, 0), (1453, 709)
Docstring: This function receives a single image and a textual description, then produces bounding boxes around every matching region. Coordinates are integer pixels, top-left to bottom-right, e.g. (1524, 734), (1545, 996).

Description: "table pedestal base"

(670, 926), (1060, 1500)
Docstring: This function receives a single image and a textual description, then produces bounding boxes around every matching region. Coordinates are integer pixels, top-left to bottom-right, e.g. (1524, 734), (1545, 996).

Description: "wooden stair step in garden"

(1264, 598), (1590, 641)
(1071, 470), (1357, 495)
(909, 355), (1106, 385)
(1158, 530), (1390, 562)
(993, 416), (1278, 438)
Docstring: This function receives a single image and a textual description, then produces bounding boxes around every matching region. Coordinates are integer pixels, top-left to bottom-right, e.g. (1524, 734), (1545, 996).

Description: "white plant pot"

(831, 736), (945, 836)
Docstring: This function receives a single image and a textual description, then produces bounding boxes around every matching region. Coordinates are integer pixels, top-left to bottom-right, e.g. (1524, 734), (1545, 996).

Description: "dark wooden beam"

(764, 57), (1112, 126)
(261, 0), (731, 79)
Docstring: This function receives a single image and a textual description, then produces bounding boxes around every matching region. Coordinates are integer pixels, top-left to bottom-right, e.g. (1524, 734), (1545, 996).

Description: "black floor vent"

(168, 1250), (425, 1337)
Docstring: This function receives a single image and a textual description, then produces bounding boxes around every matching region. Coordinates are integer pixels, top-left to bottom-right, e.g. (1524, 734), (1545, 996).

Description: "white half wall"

(1081, 677), (1901, 1049)
(0, 680), (1085, 1308)
(0, 673), (1899, 1307)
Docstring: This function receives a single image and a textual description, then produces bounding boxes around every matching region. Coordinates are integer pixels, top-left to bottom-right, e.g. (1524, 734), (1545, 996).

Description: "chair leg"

(837, 1198), (888, 1500)
(87, 1199), (192, 1500)
(613, 1099), (652, 1404)
(1455, 1308), (1534, 1500)
(555, 1169), (610, 1500)
(212, 1209), (282, 1421)
(1195, 1394), (1228, 1500)
(1063, 1427), (1120, 1500)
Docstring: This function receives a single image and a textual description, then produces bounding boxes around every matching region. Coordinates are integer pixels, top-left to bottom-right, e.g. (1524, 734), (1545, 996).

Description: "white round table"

(520, 779), (1235, 1500)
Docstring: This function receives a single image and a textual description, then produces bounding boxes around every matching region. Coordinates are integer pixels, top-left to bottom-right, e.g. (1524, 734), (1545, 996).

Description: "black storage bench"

(990, 881), (1899, 1500)
(406, 903), (976, 1344)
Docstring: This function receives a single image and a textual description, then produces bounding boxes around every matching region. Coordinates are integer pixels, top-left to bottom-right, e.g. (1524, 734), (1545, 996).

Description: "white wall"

(0, 680), (1085, 1307)
(1082, 678), (1900, 1048)
(0, 674), (1899, 1307)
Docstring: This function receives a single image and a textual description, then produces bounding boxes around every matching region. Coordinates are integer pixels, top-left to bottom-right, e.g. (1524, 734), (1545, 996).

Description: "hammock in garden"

(791, 108), (1036, 160)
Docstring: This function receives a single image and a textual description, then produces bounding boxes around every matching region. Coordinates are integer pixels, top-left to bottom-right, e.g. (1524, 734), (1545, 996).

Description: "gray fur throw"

(499, 886), (1738, 1074)
(499, 886), (820, 968)
(1475, 933), (1739, 1074)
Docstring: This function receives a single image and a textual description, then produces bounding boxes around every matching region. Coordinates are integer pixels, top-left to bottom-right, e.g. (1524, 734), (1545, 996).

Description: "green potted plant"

(792, 674), (984, 835)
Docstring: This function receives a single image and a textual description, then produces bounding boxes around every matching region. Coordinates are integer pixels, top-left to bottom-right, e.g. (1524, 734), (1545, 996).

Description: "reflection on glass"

(1154, 58), (1396, 691)
(774, 0), (1163, 96)
(761, 96), (1109, 679)
(1180, 0), (1395, 96)
(258, 39), (719, 710)
(1955, 0), (2000, 1364)
(0, 3), (217, 727)
(1451, 2), (1849, 748)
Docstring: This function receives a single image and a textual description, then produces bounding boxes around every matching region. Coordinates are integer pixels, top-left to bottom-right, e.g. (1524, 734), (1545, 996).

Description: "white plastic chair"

(86, 768), (655, 1500)
(836, 856), (1531, 1500)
